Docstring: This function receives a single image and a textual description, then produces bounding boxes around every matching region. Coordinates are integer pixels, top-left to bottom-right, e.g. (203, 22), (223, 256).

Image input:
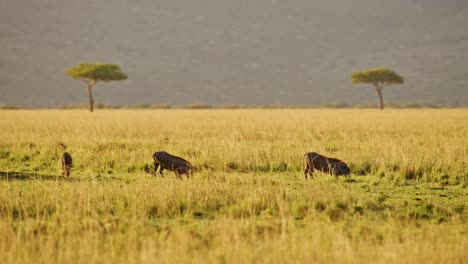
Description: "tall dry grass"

(0, 109), (466, 263)
(1, 109), (467, 182)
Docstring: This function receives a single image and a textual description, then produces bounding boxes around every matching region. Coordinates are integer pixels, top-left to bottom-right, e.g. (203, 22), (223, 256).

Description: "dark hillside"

(1, 0), (467, 107)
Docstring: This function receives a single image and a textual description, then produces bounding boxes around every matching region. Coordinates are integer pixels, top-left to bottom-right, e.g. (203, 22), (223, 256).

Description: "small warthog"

(153, 151), (193, 179)
(304, 152), (350, 179)
(61, 152), (73, 176)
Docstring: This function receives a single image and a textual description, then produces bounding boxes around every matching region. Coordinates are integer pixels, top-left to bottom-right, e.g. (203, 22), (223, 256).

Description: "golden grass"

(0, 109), (467, 263)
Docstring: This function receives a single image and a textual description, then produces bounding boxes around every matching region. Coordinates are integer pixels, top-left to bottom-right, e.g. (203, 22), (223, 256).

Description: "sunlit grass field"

(0, 109), (467, 263)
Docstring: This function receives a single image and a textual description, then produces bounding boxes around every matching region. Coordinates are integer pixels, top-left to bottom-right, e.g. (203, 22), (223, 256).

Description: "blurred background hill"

(1, 0), (467, 107)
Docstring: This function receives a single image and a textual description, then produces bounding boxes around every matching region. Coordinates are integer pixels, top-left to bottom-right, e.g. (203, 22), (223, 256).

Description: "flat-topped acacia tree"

(352, 68), (404, 110)
(67, 63), (128, 112)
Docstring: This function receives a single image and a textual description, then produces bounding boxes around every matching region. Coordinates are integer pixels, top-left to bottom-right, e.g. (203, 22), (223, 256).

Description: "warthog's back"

(61, 152), (73, 176)
(62, 152), (73, 166)
(304, 152), (329, 170)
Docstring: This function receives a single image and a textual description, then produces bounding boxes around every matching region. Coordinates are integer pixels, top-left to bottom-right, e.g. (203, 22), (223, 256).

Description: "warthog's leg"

(175, 170), (182, 180)
(304, 161), (308, 180)
(304, 164), (313, 180)
(327, 163), (335, 177)
(330, 165), (338, 177)
(159, 167), (165, 177)
(62, 166), (71, 176)
(154, 162), (160, 175)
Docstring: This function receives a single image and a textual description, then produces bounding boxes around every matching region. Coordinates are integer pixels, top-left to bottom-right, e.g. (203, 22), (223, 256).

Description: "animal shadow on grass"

(0, 171), (82, 182)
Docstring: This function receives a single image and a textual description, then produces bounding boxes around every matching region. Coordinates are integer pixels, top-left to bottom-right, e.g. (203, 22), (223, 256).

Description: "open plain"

(0, 109), (466, 263)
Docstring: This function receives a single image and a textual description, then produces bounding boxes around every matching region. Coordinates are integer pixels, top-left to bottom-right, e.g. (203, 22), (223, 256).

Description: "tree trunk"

(87, 81), (95, 112)
(375, 84), (384, 110)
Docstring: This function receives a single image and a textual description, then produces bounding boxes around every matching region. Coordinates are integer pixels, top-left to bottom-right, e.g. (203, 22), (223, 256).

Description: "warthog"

(304, 152), (350, 179)
(61, 152), (73, 176)
(153, 151), (193, 179)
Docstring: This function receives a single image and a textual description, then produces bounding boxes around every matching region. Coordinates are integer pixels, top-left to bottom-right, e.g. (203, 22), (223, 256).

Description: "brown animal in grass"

(58, 143), (73, 176)
(153, 151), (193, 179)
(303, 152), (350, 179)
(61, 152), (73, 176)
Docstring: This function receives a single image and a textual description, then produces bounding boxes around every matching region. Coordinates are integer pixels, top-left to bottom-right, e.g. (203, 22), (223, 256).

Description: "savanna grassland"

(0, 109), (467, 264)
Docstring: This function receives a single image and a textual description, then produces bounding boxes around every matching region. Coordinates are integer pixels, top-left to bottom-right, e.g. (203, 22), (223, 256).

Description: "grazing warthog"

(61, 152), (73, 176)
(304, 152), (350, 179)
(153, 151), (193, 179)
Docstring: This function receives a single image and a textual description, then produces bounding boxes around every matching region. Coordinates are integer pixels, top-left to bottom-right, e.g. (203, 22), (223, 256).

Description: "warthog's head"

(336, 162), (351, 176)
(176, 162), (194, 175)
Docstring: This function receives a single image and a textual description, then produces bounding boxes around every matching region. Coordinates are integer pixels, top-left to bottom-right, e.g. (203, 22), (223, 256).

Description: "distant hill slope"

(1, 0), (467, 107)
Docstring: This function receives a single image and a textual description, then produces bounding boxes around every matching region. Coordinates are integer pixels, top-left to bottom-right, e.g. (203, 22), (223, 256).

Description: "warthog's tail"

(304, 153), (318, 179)
(304, 153), (319, 168)
(303, 153), (310, 169)
(152, 152), (159, 162)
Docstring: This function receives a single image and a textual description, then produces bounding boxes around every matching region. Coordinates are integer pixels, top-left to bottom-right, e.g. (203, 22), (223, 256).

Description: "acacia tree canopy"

(67, 63), (128, 82)
(352, 68), (404, 85)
